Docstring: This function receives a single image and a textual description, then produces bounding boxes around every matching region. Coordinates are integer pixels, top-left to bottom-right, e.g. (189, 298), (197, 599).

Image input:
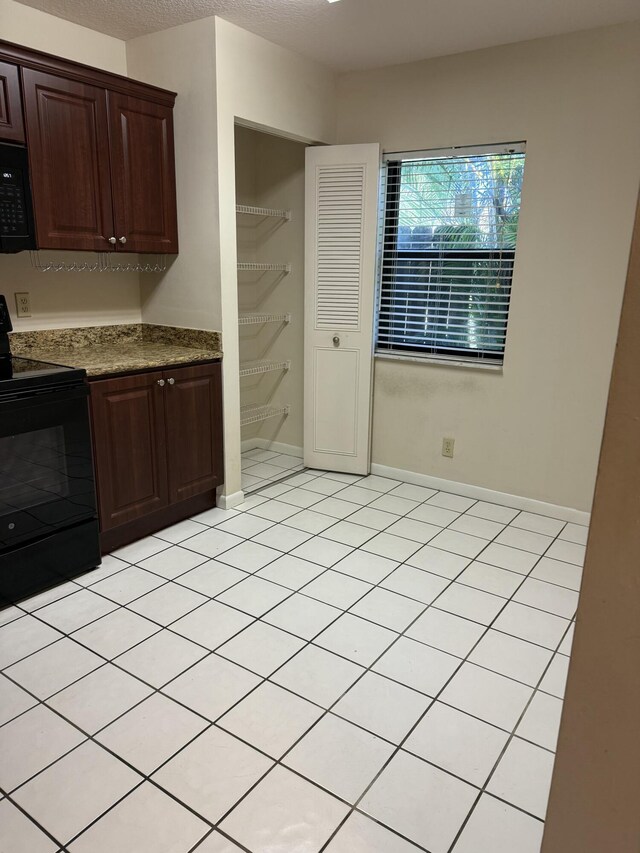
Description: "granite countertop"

(9, 324), (222, 378)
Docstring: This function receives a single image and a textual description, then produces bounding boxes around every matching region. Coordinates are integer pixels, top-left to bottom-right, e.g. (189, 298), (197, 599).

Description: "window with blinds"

(376, 143), (526, 363)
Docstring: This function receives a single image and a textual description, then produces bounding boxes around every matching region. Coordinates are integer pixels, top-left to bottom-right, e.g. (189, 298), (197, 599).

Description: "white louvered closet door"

(304, 143), (381, 474)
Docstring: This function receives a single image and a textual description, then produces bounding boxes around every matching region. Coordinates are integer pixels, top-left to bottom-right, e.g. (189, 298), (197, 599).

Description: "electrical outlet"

(14, 292), (31, 318)
(442, 437), (455, 458)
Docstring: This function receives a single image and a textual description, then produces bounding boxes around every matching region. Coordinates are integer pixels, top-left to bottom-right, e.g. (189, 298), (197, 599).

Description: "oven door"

(0, 383), (97, 552)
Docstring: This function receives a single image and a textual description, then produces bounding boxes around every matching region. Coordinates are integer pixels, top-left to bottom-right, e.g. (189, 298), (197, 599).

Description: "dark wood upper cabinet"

(164, 363), (223, 502)
(108, 92), (178, 254)
(0, 39), (178, 254)
(0, 60), (25, 143)
(21, 69), (115, 251)
(89, 370), (169, 531)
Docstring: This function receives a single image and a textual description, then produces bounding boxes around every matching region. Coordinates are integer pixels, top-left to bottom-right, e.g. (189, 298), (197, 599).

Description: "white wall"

(214, 17), (336, 500)
(0, 0), (141, 331)
(336, 24), (640, 511)
(5, 2), (632, 513)
(126, 18), (222, 332)
(0, 0), (126, 71)
(126, 16), (336, 501)
(0, 253), (142, 330)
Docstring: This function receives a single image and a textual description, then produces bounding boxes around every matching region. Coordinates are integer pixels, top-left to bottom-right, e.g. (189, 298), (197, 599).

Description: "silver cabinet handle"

(332, 335), (340, 347)
(119, 236), (127, 244)
(107, 237), (116, 244)
(167, 377), (175, 385)
(157, 379), (165, 387)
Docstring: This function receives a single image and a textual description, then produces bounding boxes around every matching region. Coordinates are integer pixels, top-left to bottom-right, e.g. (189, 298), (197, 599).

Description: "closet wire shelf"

(236, 204), (291, 221)
(237, 262), (291, 273)
(239, 360), (290, 377)
(238, 312), (291, 326)
(240, 403), (290, 426)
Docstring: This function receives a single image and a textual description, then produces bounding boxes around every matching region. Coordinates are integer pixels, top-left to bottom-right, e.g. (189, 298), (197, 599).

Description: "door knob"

(332, 335), (340, 347)
(107, 236), (116, 244)
(119, 236), (127, 244)
(157, 379), (165, 387)
(167, 377), (175, 385)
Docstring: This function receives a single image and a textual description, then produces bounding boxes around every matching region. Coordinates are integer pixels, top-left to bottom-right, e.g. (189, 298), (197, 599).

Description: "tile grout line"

(444, 614), (577, 853)
(1, 512), (404, 849)
(0, 786), (75, 853)
(314, 520), (564, 852)
(1, 483), (573, 737)
(0, 470), (582, 852)
(203, 489), (567, 850)
(174, 480), (570, 849)
(2, 496), (421, 844)
(0, 643), (567, 846)
(0, 517), (572, 806)
(0, 477), (500, 849)
(0, 476), (577, 685)
(0, 475), (573, 744)
(4, 463), (579, 625)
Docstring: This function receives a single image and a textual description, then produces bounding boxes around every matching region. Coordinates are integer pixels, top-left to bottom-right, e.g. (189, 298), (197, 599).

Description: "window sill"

(374, 351), (504, 373)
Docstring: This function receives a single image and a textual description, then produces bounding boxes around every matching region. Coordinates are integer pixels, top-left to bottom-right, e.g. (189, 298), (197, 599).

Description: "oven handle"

(0, 382), (89, 410)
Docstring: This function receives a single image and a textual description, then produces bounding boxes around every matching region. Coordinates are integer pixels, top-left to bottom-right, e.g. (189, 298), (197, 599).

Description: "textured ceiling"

(13, 0), (640, 71)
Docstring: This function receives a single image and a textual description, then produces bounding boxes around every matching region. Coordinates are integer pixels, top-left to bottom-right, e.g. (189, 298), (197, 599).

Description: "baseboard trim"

(101, 492), (215, 553)
(241, 437), (303, 458)
(217, 490), (245, 510)
(370, 463), (591, 526)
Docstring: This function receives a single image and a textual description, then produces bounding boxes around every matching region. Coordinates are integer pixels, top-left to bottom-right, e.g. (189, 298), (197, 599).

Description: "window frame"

(374, 142), (526, 368)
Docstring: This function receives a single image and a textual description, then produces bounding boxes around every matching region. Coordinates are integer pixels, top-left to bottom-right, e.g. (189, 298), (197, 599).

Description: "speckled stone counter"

(9, 324), (222, 378)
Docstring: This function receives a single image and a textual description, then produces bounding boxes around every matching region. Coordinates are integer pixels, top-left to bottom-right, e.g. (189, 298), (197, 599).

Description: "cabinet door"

(89, 371), (169, 530)
(164, 363), (223, 503)
(22, 69), (115, 250)
(108, 91), (178, 254)
(0, 61), (24, 143)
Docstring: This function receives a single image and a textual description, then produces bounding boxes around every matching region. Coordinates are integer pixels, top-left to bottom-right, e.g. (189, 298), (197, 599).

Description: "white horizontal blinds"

(315, 164), (365, 329)
(377, 144), (525, 361)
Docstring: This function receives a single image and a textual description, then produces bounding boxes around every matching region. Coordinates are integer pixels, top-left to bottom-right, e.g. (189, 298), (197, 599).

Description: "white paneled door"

(304, 143), (381, 474)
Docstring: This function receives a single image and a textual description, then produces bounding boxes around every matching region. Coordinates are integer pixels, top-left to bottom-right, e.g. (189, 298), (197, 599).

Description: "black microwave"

(0, 141), (36, 253)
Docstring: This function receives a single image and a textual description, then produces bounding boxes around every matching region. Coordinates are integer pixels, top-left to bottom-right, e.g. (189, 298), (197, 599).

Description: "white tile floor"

(241, 446), (304, 493)
(0, 468), (585, 853)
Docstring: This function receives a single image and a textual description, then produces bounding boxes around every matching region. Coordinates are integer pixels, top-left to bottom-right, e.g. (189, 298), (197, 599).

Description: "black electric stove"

(0, 354), (86, 389)
(0, 299), (101, 604)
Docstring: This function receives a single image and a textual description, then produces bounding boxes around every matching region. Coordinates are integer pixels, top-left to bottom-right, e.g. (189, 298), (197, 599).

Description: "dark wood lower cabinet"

(90, 369), (168, 530)
(165, 362), (223, 503)
(89, 361), (223, 551)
